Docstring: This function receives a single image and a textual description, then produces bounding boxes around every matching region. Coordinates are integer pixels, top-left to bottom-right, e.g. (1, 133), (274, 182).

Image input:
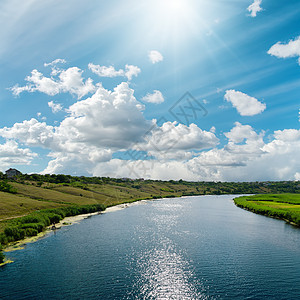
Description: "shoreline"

(236, 205), (299, 227)
(233, 195), (300, 228)
(3, 199), (150, 255)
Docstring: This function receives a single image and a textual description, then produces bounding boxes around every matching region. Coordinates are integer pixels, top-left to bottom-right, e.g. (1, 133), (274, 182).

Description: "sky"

(0, 0), (299, 181)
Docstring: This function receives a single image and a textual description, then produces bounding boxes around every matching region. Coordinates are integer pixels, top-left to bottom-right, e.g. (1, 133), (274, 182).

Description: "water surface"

(1, 195), (300, 299)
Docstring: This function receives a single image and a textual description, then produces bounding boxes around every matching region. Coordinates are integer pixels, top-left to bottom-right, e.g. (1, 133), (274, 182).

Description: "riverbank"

(234, 194), (300, 227)
(2, 199), (150, 257)
(2, 212), (102, 256)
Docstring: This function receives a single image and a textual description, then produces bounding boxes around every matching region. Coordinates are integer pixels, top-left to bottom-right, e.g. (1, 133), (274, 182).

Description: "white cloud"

(142, 90), (164, 104)
(268, 36), (300, 65)
(59, 67), (95, 98)
(224, 90), (266, 116)
(124, 65), (141, 81)
(2, 82), (151, 152)
(44, 59), (67, 76)
(44, 58), (66, 67)
(247, 0), (263, 17)
(11, 66), (95, 99)
(0, 118), (55, 149)
(103, 124), (300, 182)
(224, 122), (262, 144)
(0, 140), (37, 171)
(140, 122), (218, 157)
(88, 63), (125, 78)
(5, 63), (300, 181)
(42, 149), (112, 175)
(88, 63), (141, 81)
(2, 106), (300, 181)
(36, 112), (47, 121)
(48, 101), (63, 113)
(58, 82), (151, 150)
(148, 50), (163, 64)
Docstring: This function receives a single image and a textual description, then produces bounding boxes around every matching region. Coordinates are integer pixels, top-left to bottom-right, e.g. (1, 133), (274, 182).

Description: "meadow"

(234, 194), (300, 226)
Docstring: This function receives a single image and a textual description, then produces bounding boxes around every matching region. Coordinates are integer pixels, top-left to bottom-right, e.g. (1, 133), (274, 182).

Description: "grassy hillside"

(0, 191), (65, 233)
(234, 194), (300, 226)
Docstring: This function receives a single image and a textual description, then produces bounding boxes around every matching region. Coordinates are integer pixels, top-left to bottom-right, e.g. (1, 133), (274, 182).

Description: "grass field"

(0, 180), (184, 234)
(234, 194), (300, 226)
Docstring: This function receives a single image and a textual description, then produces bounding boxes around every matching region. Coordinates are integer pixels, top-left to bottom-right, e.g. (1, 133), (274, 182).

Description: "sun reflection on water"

(128, 200), (208, 299)
(135, 241), (207, 299)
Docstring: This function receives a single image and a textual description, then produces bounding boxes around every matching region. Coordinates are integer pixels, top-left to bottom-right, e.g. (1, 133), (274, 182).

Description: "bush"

(0, 233), (8, 245)
(0, 181), (17, 194)
(0, 250), (4, 263)
(21, 223), (44, 232)
(24, 228), (38, 237)
(4, 226), (25, 241)
(0, 203), (106, 246)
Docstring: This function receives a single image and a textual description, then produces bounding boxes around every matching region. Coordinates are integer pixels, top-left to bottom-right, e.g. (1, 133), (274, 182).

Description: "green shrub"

(0, 233), (8, 245)
(21, 223), (44, 232)
(0, 181), (17, 194)
(0, 203), (106, 246)
(24, 228), (38, 237)
(0, 249), (4, 263)
(4, 226), (25, 241)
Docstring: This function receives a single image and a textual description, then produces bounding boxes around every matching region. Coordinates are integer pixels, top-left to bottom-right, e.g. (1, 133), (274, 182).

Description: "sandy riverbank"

(3, 199), (150, 255)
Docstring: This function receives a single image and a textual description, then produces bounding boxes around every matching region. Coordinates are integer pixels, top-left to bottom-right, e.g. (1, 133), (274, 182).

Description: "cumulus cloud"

(102, 124), (300, 182)
(0, 118), (55, 149)
(224, 90), (266, 116)
(11, 67), (95, 99)
(1, 82), (152, 154)
(88, 64), (125, 78)
(148, 50), (163, 64)
(5, 63), (300, 181)
(48, 101), (63, 113)
(247, 0), (263, 17)
(124, 65), (141, 81)
(0, 140), (37, 171)
(142, 90), (164, 104)
(224, 122), (263, 144)
(268, 36), (300, 65)
(88, 63), (141, 81)
(1, 106), (300, 181)
(140, 122), (218, 157)
(42, 149), (112, 175)
(57, 82), (151, 150)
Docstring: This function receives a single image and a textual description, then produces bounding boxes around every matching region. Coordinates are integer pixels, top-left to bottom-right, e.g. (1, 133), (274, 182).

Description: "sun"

(162, 0), (187, 12)
(159, 0), (190, 18)
(137, 0), (203, 46)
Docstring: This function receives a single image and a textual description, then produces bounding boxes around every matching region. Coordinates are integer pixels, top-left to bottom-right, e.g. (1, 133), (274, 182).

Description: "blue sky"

(0, 0), (299, 181)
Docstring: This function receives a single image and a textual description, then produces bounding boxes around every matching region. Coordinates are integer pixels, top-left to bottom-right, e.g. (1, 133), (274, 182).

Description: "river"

(1, 195), (300, 299)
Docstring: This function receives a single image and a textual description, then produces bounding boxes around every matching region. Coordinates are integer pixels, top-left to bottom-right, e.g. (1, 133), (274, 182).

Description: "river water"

(1, 195), (300, 299)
